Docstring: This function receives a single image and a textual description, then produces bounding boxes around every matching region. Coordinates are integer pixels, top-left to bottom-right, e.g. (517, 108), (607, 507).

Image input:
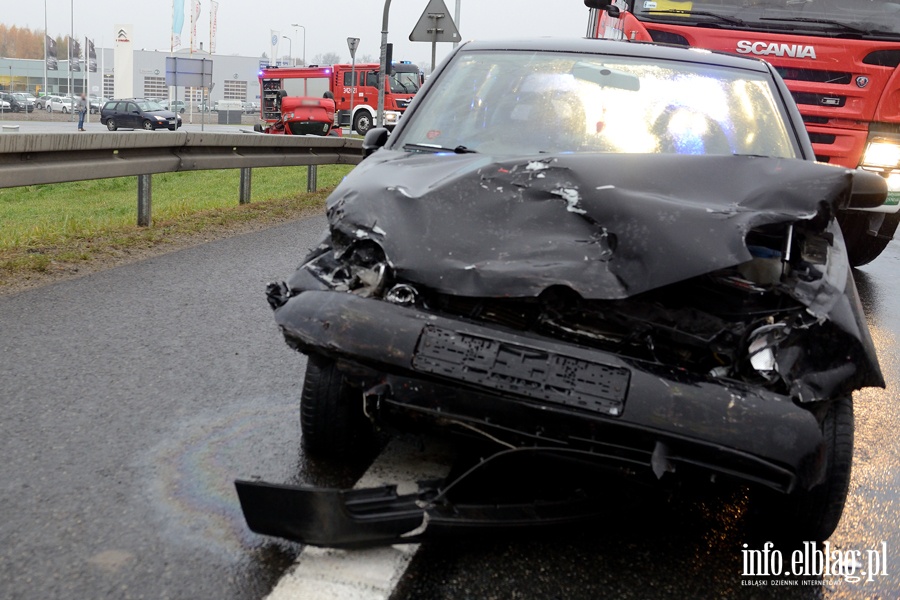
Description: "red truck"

(259, 61), (421, 135)
(585, 0), (900, 265)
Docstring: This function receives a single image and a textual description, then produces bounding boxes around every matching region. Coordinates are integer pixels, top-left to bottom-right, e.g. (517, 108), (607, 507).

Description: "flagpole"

(84, 36), (88, 125)
(70, 0), (74, 122)
(43, 0), (48, 97)
(170, 0), (175, 109)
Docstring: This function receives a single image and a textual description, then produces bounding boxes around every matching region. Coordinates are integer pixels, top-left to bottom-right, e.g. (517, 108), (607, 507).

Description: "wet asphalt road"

(0, 216), (898, 599)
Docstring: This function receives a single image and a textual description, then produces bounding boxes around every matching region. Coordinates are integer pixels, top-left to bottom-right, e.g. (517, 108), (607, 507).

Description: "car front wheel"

(142, 120), (155, 131)
(754, 396), (853, 544)
(300, 354), (375, 459)
(106, 119), (117, 131)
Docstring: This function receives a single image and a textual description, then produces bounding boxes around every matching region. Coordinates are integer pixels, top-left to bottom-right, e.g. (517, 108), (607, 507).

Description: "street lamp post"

(282, 36), (292, 66)
(290, 24), (306, 66)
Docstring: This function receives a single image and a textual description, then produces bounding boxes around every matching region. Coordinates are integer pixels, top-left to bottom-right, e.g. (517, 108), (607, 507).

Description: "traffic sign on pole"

(409, 0), (460, 73)
(409, 0), (460, 43)
(347, 37), (360, 58)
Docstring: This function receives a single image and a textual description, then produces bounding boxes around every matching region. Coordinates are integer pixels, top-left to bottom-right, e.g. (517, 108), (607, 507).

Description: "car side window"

(127, 102), (139, 113)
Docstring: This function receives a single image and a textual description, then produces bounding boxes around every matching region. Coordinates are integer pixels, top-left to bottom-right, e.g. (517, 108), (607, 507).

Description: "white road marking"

(265, 438), (452, 600)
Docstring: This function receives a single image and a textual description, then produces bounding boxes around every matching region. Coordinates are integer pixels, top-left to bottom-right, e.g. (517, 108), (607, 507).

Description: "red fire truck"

(585, 0), (900, 265)
(259, 61), (421, 135)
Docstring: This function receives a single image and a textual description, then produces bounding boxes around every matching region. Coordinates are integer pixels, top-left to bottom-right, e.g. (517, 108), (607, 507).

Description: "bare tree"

(312, 51), (343, 66)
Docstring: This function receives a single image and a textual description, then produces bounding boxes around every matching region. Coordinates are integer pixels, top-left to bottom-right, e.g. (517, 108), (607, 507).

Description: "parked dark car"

(100, 98), (182, 131)
(1, 92), (35, 113)
(237, 39), (887, 548)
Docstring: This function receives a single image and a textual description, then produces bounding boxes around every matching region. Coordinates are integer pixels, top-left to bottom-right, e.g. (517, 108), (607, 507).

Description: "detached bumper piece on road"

(236, 475), (614, 549)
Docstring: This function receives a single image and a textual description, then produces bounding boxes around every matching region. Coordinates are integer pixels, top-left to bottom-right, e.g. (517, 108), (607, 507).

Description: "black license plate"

(412, 325), (629, 416)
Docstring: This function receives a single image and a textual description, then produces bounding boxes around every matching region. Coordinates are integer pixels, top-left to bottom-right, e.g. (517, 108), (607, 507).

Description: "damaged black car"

(237, 39), (886, 547)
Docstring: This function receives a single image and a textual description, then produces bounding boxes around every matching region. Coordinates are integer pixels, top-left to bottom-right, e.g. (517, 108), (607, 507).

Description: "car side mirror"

(133, 110), (141, 114)
(849, 170), (888, 209)
(362, 127), (390, 158)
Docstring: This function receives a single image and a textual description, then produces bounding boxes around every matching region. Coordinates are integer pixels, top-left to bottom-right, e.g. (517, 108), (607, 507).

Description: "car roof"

(459, 37), (770, 73)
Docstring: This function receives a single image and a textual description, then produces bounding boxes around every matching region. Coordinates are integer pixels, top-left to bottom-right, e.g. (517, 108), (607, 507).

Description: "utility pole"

(453, 0), (461, 49)
(377, 0), (392, 128)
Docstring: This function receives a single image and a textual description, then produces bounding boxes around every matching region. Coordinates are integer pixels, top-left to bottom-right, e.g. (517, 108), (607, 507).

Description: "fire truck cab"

(259, 62), (421, 135)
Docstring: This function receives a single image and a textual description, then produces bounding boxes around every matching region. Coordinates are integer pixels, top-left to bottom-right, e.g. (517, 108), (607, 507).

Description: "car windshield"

(633, 0), (900, 39)
(389, 70), (420, 94)
(13, 94), (26, 100)
(138, 100), (166, 111)
(396, 50), (797, 158)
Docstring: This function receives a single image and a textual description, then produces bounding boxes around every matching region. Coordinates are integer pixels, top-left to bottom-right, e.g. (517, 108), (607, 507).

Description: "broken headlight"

(305, 241), (391, 298)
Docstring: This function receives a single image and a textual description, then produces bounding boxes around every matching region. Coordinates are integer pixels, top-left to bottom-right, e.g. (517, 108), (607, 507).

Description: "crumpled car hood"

(326, 151), (856, 300)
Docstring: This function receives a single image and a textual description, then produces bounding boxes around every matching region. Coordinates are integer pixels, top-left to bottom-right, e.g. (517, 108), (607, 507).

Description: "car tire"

(755, 396), (853, 544)
(48, 106), (52, 113)
(142, 120), (155, 131)
(62, 107), (68, 114)
(353, 111), (372, 135)
(106, 119), (117, 131)
(839, 212), (900, 267)
(300, 354), (375, 459)
(180, 108), (185, 114)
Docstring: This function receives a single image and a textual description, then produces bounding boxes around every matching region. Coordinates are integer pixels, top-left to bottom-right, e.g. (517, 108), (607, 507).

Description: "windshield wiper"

(403, 143), (477, 154)
(646, 9), (745, 26)
(759, 17), (868, 35)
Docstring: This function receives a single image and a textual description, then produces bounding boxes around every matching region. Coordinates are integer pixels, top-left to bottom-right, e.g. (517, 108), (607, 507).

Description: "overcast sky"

(6, 0), (591, 66)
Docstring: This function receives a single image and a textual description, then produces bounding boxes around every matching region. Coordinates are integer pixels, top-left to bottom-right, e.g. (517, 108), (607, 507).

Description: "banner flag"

(173, 0), (185, 49)
(46, 35), (58, 70)
(209, 1), (219, 54)
(270, 29), (280, 63)
(69, 36), (82, 72)
(86, 38), (97, 72)
(192, 0), (201, 51)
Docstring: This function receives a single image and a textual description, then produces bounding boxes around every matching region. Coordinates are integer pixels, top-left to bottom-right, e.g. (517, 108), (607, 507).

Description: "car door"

(125, 102), (141, 128)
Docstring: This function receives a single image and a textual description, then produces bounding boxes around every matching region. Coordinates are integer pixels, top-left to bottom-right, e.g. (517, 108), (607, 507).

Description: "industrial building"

(0, 46), (263, 105)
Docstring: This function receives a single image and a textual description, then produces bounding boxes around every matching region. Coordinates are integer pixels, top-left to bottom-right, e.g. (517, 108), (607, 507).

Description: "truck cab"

(585, 0), (900, 265)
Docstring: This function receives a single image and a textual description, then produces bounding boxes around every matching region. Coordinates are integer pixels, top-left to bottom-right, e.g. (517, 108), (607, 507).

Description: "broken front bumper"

(273, 290), (826, 495)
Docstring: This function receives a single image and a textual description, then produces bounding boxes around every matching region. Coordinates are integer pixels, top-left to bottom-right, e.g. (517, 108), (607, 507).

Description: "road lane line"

(265, 438), (451, 600)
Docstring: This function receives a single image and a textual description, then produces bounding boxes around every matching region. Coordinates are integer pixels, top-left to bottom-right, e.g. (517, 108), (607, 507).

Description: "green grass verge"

(0, 164), (353, 281)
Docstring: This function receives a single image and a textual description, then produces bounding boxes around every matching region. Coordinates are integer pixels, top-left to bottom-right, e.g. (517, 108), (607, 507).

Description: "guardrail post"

(307, 165), (318, 192)
(137, 174), (152, 227)
(240, 167), (252, 204)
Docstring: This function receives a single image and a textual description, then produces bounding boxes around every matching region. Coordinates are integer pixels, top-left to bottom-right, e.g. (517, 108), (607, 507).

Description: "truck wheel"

(106, 119), (117, 131)
(840, 212), (899, 267)
(755, 396), (853, 544)
(300, 354), (374, 459)
(353, 111), (372, 135)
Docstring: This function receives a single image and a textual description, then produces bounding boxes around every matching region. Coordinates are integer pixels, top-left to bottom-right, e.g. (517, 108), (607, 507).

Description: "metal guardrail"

(0, 132), (364, 226)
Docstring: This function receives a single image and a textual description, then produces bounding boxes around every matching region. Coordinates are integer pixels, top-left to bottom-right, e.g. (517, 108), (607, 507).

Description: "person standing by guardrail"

(76, 94), (88, 132)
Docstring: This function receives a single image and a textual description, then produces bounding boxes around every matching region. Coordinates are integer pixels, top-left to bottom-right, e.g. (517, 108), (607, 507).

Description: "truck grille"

(775, 66), (851, 85)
